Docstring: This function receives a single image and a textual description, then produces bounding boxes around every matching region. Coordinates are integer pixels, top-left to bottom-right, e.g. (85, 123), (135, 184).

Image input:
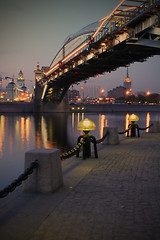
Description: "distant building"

(67, 89), (80, 102)
(3, 70), (29, 102)
(107, 67), (132, 98)
(123, 67), (132, 95)
(107, 86), (126, 99)
(17, 70), (25, 89)
(5, 80), (17, 101)
(34, 64), (49, 83)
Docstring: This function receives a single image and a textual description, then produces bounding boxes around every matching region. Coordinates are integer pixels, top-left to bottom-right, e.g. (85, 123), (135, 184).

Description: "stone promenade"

(1, 133), (160, 240)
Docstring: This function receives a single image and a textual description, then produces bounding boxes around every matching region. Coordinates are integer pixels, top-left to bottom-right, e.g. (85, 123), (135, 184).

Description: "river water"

(0, 111), (160, 189)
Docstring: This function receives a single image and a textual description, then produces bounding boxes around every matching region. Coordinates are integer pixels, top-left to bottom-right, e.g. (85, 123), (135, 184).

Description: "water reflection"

(125, 113), (130, 136)
(146, 113), (150, 132)
(34, 113), (70, 152)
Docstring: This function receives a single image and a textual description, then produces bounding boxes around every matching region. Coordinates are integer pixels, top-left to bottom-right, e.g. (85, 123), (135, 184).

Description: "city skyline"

(0, 0), (160, 93)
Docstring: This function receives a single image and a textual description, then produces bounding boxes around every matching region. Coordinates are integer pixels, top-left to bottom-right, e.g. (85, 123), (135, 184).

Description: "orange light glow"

(100, 115), (105, 139)
(125, 113), (130, 136)
(26, 118), (30, 143)
(0, 115), (5, 156)
(146, 112), (150, 133)
(72, 113), (75, 129)
(146, 91), (151, 96)
(36, 131), (41, 148)
(21, 117), (25, 143)
(126, 90), (130, 95)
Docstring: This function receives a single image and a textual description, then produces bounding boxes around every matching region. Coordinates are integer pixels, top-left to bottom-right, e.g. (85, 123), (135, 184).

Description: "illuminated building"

(34, 64), (49, 83)
(107, 67), (132, 99)
(67, 89), (80, 102)
(107, 86), (126, 99)
(16, 70), (29, 101)
(17, 70), (25, 89)
(123, 67), (132, 95)
(5, 80), (17, 102)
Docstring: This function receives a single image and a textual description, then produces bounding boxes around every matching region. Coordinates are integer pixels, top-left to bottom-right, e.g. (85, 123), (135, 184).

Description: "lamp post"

(77, 118), (98, 159)
(128, 114), (139, 137)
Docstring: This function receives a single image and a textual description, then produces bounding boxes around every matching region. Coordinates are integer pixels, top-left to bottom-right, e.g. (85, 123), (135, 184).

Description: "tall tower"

(17, 70), (25, 89)
(123, 67), (132, 94)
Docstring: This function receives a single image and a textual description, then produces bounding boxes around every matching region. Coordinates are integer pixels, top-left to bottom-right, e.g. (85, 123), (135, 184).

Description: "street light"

(77, 118), (97, 159)
(129, 114), (139, 122)
(128, 114), (139, 137)
(77, 118), (96, 133)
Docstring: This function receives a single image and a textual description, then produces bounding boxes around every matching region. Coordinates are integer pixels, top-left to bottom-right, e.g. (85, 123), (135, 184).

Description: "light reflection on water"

(0, 111), (160, 189)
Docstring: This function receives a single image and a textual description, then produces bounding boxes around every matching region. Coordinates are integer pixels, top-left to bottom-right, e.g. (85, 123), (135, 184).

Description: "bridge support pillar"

(23, 149), (63, 193)
(102, 127), (119, 145)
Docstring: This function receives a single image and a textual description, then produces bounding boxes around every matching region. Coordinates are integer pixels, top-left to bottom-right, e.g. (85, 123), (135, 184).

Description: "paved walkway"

(1, 133), (160, 240)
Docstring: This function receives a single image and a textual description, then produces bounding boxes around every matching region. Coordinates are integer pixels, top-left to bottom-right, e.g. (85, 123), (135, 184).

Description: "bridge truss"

(36, 0), (160, 103)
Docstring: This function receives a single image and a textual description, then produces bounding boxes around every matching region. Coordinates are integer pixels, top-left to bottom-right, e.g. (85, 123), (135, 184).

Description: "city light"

(146, 91), (151, 96)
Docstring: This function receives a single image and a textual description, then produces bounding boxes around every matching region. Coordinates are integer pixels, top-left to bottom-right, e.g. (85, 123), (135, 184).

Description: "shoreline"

(71, 103), (160, 113)
(0, 102), (160, 113)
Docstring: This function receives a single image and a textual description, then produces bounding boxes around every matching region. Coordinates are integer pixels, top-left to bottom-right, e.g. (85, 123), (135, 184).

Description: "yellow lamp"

(129, 114), (139, 122)
(77, 118), (96, 133)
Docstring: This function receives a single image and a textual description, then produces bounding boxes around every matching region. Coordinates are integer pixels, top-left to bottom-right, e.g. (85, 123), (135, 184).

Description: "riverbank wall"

(0, 102), (34, 113)
(75, 103), (160, 113)
(0, 102), (160, 113)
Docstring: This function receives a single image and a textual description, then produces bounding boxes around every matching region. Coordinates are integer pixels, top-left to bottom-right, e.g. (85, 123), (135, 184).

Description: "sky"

(0, 0), (160, 94)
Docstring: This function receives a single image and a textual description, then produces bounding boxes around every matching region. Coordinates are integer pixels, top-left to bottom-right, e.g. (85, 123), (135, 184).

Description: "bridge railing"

(94, 0), (159, 44)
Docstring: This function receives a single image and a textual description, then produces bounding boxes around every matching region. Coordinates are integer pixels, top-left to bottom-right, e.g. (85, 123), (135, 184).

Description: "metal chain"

(118, 126), (131, 134)
(118, 123), (153, 135)
(138, 123), (153, 131)
(60, 140), (85, 160)
(96, 131), (109, 144)
(0, 160), (39, 198)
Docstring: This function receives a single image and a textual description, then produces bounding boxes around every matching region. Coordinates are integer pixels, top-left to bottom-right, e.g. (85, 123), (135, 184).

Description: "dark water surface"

(0, 111), (160, 189)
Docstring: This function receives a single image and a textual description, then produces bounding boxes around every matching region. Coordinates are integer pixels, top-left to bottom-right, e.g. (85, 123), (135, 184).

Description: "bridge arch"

(35, 0), (160, 103)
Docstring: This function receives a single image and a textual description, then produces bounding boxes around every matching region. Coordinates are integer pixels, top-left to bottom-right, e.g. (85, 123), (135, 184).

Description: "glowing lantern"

(129, 114), (139, 122)
(77, 118), (96, 133)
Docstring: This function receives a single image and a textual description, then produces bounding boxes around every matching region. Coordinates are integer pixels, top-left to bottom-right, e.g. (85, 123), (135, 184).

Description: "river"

(0, 110), (160, 189)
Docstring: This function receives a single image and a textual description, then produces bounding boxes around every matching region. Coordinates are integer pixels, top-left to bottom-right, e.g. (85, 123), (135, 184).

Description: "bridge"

(35, 0), (160, 104)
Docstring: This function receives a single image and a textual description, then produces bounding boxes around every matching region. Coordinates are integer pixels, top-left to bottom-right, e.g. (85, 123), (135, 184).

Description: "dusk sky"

(0, 0), (160, 94)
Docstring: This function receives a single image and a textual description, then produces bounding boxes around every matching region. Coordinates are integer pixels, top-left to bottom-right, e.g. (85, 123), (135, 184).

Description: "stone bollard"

(102, 127), (119, 145)
(23, 149), (63, 193)
(149, 121), (160, 133)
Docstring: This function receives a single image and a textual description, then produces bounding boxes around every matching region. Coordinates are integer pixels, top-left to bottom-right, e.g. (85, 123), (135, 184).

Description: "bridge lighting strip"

(41, 84), (48, 100)
(45, 42), (87, 77)
(45, 0), (139, 77)
(61, 42), (87, 63)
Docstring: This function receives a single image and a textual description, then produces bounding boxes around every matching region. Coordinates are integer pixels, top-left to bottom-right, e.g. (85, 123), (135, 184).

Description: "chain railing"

(0, 160), (38, 198)
(61, 131), (109, 160)
(1, 132), (110, 197)
(60, 140), (85, 160)
(118, 126), (131, 135)
(96, 131), (109, 144)
(118, 123), (153, 137)
(137, 123), (153, 131)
